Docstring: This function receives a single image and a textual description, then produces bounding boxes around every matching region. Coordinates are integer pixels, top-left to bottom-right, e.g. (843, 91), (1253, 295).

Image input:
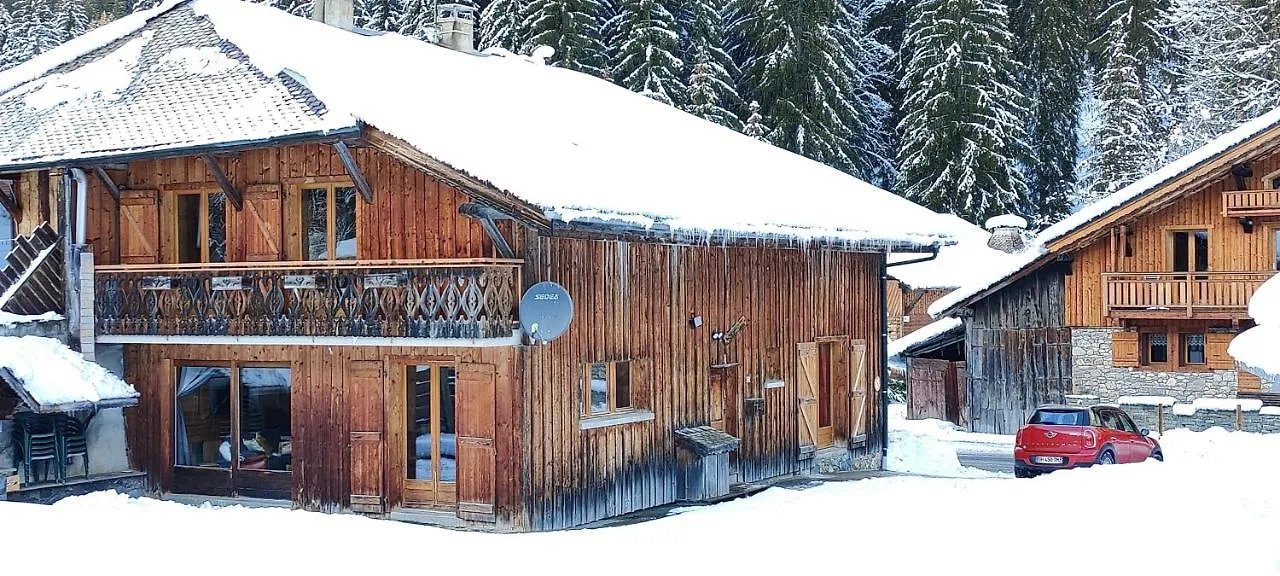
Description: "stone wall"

(1118, 399), (1280, 435)
(1072, 328), (1236, 402)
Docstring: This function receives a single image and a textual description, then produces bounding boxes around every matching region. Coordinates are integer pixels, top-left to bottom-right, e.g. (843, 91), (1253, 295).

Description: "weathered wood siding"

(121, 343), (523, 526)
(519, 236), (884, 530)
(965, 265), (1072, 434)
(903, 288), (950, 335)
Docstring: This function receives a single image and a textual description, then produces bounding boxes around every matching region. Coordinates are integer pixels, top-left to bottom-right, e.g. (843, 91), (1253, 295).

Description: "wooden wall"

(965, 265), (1072, 434)
(121, 343), (523, 526)
(519, 236), (884, 530)
(85, 143), (495, 265)
(903, 288), (950, 335)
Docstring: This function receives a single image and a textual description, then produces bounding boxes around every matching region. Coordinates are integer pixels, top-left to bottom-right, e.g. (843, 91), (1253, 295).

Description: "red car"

(1014, 404), (1163, 478)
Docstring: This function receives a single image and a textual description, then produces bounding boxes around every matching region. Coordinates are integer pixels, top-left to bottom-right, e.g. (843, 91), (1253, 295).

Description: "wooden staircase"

(0, 222), (64, 315)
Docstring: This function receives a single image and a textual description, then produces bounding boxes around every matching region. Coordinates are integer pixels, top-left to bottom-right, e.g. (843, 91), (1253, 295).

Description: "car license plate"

(1032, 456), (1065, 465)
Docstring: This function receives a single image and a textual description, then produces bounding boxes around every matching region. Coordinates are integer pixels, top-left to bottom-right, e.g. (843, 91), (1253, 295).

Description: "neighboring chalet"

(928, 108), (1280, 433)
(0, 0), (951, 529)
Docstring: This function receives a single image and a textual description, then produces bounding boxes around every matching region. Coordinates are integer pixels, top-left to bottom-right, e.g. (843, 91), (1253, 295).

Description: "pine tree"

(1082, 11), (1162, 202)
(1009, 0), (1085, 225)
(0, 1), (13, 72)
(273, 0), (313, 17)
(896, 0), (1032, 224)
(55, 0), (90, 43)
(7, 0), (63, 67)
(732, 0), (893, 180)
(676, 0), (740, 129)
(611, 0), (682, 105)
(132, 0), (160, 11)
(357, 0), (402, 30)
(478, 0), (523, 51)
(399, 0), (438, 40)
(522, 0), (610, 77)
(744, 100), (768, 140)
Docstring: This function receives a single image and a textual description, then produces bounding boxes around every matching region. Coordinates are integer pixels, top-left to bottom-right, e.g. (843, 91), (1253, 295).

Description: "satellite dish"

(520, 281), (573, 343)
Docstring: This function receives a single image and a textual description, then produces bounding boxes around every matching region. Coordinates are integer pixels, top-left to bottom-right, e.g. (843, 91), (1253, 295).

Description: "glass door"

(404, 364), (457, 508)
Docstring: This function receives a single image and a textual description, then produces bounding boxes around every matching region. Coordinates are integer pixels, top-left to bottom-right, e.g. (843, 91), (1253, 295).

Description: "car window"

(1029, 409), (1089, 426)
(1095, 409), (1121, 430)
(1117, 412), (1140, 433)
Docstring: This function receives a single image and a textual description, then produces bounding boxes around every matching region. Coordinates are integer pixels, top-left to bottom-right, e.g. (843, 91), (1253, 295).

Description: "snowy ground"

(3, 421), (1278, 574)
(885, 402), (1014, 477)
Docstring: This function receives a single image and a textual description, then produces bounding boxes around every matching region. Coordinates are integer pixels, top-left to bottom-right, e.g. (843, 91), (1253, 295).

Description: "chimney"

(312, 0), (354, 31)
(984, 214), (1029, 254)
(436, 3), (477, 53)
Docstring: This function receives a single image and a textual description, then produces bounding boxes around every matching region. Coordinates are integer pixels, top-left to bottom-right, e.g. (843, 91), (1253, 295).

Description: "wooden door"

(849, 340), (869, 442)
(456, 363), (497, 522)
(797, 342), (819, 453)
(242, 184), (283, 262)
(710, 368), (727, 431)
(119, 190), (159, 264)
(349, 360), (386, 514)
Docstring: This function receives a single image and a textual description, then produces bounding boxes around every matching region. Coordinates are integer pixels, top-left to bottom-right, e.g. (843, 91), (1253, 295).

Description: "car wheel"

(1015, 469), (1032, 479)
(1096, 450), (1115, 465)
(1151, 451), (1163, 462)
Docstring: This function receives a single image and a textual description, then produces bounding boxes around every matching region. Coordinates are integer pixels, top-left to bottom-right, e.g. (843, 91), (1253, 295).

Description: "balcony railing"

(1222, 190), (1280, 217)
(1103, 271), (1274, 319)
(94, 259), (521, 339)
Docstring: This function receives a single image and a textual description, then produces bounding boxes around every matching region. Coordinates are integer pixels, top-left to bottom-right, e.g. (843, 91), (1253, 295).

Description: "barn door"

(119, 190), (159, 264)
(456, 362), (497, 522)
(349, 360), (386, 514)
(242, 184), (283, 262)
(849, 340), (869, 442)
(796, 342), (819, 454)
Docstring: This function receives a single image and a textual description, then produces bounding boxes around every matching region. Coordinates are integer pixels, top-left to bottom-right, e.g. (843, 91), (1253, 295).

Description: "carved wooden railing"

(1222, 190), (1280, 217)
(94, 259), (521, 339)
(1104, 271), (1274, 318)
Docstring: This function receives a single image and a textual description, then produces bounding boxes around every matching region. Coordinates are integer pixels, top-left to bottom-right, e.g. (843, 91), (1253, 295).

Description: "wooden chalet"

(0, 0), (951, 529)
(930, 108), (1280, 433)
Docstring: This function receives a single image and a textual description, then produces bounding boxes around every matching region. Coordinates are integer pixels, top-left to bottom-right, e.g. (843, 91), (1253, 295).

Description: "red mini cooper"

(1014, 404), (1163, 478)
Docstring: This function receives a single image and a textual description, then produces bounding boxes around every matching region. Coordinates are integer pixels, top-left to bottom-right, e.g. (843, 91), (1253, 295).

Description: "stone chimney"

(985, 214), (1029, 254)
(312, 0), (354, 31)
(436, 3), (477, 53)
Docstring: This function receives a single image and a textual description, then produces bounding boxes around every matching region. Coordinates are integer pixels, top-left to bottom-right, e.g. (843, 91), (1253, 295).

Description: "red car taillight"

(1083, 428), (1098, 449)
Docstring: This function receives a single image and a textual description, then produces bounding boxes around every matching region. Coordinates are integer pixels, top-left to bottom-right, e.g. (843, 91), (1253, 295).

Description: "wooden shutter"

(1111, 331), (1140, 367)
(1238, 369), (1263, 394)
(118, 190), (159, 264)
(849, 340), (869, 441)
(456, 362), (497, 522)
(1206, 333), (1235, 370)
(242, 184), (283, 262)
(349, 361), (386, 514)
(796, 342), (819, 452)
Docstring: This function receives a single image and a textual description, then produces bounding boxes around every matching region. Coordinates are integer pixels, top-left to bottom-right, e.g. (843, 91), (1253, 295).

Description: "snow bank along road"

(2, 428), (1278, 575)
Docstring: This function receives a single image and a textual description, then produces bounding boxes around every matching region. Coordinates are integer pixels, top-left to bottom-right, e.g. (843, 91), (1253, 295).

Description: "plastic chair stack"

(13, 412), (61, 485)
(56, 414), (90, 481)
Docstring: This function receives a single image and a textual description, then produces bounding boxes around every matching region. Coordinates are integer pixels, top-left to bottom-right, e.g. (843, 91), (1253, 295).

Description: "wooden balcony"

(93, 259), (522, 340)
(1103, 271), (1274, 319)
(1222, 190), (1280, 217)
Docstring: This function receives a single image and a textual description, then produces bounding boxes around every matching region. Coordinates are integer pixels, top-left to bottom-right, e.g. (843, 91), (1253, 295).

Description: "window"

(301, 184), (357, 261)
(175, 364), (291, 472)
(1141, 333), (1169, 365)
(1181, 333), (1206, 365)
(1029, 409), (1089, 426)
(583, 361), (633, 416)
(406, 364), (457, 484)
(1273, 228), (1280, 271)
(175, 190), (227, 263)
(1095, 409), (1123, 430)
(1170, 229), (1209, 274)
(818, 342), (833, 429)
(1116, 412), (1141, 434)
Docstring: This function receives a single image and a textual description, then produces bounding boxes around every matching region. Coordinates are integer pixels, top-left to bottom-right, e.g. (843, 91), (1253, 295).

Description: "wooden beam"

(332, 141), (374, 205)
(91, 166), (122, 203)
(200, 154), (243, 211)
(0, 179), (19, 219)
(460, 203), (515, 258)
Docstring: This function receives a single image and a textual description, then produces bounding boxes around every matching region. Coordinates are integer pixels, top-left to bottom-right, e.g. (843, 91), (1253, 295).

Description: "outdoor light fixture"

(1239, 217), (1255, 234)
(689, 314), (703, 329)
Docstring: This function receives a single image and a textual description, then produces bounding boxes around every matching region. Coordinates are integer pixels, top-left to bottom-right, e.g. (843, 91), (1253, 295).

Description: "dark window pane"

(1274, 231), (1279, 271)
(208, 192), (226, 263)
(615, 362), (631, 409)
(334, 186), (357, 260)
(238, 367), (292, 472)
(818, 343), (832, 427)
(588, 363), (609, 414)
(175, 366), (231, 468)
(1147, 333), (1169, 364)
(1272, 176), (1280, 190)
(408, 365), (432, 481)
(1194, 231), (1209, 272)
(1183, 334), (1205, 364)
(176, 194), (201, 264)
(439, 367), (457, 483)
(1029, 409), (1089, 426)
(302, 188), (328, 260)
(1172, 232), (1189, 273)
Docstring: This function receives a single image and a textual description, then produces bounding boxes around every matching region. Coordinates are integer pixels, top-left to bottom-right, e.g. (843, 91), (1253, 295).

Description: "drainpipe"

(61, 168), (90, 355)
(70, 168), (88, 245)
(882, 246), (940, 460)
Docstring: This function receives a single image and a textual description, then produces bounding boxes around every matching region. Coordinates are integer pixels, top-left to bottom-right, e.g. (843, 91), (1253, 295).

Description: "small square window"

(1142, 333), (1168, 365)
(583, 360), (634, 416)
(1182, 333), (1206, 365)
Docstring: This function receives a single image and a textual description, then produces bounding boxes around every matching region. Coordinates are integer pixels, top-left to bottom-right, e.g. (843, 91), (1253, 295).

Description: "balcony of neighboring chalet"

(1103, 271), (1274, 320)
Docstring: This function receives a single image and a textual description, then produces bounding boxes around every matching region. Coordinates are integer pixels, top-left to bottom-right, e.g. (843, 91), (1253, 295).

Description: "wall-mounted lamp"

(1239, 217), (1255, 234)
(689, 314), (703, 329)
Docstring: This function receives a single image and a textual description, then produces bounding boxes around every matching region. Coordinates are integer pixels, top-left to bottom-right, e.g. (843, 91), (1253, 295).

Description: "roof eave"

(548, 217), (947, 253)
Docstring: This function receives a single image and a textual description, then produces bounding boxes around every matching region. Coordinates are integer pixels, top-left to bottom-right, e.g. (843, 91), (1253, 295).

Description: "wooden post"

(1235, 405), (1243, 431)
(1186, 274), (1193, 318)
(1157, 405), (1164, 435)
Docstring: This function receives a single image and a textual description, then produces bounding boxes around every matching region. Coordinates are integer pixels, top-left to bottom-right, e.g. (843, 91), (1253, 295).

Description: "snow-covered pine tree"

(896, 0), (1032, 224)
(676, 0), (740, 130)
(1009, 0), (1085, 225)
(522, 0), (610, 77)
(399, 0), (438, 40)
(6, 0), (63, 67)
(1082, 11), (1162, 202)
(744, 100), (767, 140)
(272, 0), (313, 17)
(131, 0), (160, 11)
(0, 2), (12, 72)
(732, 0), (893, 180)
(478, 0), (523, 51)
(55, 0), (90, 43)
(357, 0), (402, 31)
(611, 0), (682, 105)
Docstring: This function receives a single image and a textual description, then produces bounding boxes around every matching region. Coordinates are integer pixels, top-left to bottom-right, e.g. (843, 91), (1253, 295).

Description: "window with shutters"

(300, 183), (357, 261)
(1141, 333), (1169, 366)
(1181, 333), (1206, 365)
(174, 190), (227, 264)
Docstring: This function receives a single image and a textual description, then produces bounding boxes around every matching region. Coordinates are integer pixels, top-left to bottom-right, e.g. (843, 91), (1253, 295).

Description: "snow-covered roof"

(888, 317), (963, 359)
(984, 214), (1027, 230)
(1230, 275), (1280, 381)
(930, 106), (1280, 318)
(889, 214), (1025, 290)
(0, 336), (139, 412)
(0, 0), (953, 252)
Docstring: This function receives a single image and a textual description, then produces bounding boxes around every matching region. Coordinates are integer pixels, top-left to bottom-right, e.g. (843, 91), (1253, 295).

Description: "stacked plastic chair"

(56, 414), (89, 480)
(14, 412), (61, 485)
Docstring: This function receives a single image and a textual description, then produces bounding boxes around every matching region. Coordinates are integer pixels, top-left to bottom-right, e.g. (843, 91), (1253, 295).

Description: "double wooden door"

(797, 339), (870, 451)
